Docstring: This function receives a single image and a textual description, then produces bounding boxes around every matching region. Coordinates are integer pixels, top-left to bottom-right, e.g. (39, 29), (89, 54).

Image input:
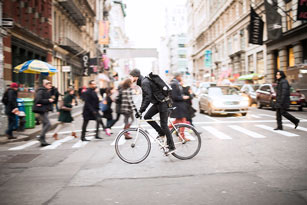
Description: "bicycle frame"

(130, 117), (183, 152)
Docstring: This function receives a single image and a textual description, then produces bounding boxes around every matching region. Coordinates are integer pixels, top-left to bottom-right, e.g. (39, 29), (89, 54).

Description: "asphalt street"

(0, 104), (306, 205)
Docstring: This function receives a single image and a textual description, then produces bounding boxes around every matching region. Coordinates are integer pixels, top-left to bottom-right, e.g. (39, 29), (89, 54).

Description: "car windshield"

(208, 87), (239, 96)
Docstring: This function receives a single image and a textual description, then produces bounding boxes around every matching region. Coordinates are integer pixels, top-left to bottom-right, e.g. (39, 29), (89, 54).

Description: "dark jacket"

(34, 87), (53, 113)
(276, 78), (290, 109)
(50, 86), (60, 103)
(103, 95), (113, 119)
(5, 88), (18, 115)
(82, 88), (99, 120)
(136, 75), (144, 87)
(170, 79), (188, 119)
(58, 94), (74, 123)
(115, 85), (122, 113)
(182, 86), (196, 119)
(139, 77), (160, 113)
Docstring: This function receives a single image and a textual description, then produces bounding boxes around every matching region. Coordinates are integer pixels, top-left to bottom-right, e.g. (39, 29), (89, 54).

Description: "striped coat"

(120, 88), (136, 114)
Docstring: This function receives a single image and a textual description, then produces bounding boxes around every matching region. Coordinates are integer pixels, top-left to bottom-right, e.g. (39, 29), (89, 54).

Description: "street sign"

(62, 66), (71, 72)
(2, 18), (14, 28)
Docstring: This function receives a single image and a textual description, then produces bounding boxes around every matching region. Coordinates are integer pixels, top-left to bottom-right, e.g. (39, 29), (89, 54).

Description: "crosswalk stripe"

(250, 114), (261, 119)
(228, 125), (266, 138)
(9, 141), (39, 151)
(202, 126), (232, 139)
(255, 125), (299, 137)
(284, 124), (307, 132)
(41, 136), (74, 150)
(258, 114), (275, 118)
(72, 136), (94, 148)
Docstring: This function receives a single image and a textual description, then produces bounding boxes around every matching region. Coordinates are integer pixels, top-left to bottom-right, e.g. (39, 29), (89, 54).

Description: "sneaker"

(166, 147), (176, 155)
(105, 128), (111, 136)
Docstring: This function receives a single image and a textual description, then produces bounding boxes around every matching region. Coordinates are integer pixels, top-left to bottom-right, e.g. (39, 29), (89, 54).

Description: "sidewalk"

(0, 104), (83, 145)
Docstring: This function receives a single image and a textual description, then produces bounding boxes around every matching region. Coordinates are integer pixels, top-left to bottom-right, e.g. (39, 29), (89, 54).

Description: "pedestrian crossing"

(6, 122), (307, 151)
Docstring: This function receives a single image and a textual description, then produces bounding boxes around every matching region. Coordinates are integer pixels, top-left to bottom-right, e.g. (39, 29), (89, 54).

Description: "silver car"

(199, 86), (249, 116)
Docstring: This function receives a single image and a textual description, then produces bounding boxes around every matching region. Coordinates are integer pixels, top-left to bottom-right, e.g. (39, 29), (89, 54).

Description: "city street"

(0, 105), (306, 205)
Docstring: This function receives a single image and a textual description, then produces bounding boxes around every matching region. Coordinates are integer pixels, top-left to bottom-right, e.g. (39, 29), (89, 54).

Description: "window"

(256, 51), (264, 74)
(178, 44), (185, 48)
(248, 54), (254, 73)
(288, 47), (295, 67)
(285, 1), (293, 30)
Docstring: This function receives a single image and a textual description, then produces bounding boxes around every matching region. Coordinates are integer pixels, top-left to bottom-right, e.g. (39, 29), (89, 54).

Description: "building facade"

(188, 0), (307, 88)
(52, 0), (97, 93)
(188, 0), (266, 84)
(265, 0), (307, 93)
(2, 0), (53, 91)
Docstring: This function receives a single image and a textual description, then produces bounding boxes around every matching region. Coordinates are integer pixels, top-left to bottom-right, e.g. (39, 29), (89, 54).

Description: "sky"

(124, 0), (186, 48)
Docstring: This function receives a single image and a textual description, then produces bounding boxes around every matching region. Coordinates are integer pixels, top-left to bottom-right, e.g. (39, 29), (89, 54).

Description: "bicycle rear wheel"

(170, 123), (201, 160)
(115, 128), (151, 164)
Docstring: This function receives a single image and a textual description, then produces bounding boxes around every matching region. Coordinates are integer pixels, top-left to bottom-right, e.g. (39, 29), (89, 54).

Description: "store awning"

(238, 73), (264, 81)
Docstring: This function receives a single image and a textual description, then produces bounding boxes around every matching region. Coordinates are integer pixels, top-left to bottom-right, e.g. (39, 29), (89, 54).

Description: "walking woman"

(274, 70), (300, 130)
(120, 78), (137, 139)
(102, 87), (116, 132)
(52, 87), (78, 140)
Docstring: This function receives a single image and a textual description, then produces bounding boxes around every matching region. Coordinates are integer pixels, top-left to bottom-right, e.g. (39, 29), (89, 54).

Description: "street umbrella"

(238, 73), (264, 81)
(14, 60), (58, 76)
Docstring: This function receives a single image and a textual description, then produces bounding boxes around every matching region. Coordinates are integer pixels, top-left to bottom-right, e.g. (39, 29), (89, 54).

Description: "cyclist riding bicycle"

(129, 69), (176, 154)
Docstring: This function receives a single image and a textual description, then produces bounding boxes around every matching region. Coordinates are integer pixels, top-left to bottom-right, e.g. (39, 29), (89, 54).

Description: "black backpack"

(1, 88), (10, 106)
(147, 72), (173, 107)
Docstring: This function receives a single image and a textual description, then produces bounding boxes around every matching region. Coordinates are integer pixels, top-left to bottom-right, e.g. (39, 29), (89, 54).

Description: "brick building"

(2, 0), (53, 90)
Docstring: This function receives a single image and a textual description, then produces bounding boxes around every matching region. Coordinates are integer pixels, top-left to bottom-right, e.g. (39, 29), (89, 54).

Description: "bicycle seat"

(168, 107), (176, 111)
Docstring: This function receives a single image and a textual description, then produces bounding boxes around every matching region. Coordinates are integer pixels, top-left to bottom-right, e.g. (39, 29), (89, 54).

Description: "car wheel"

(242, 113), (247, 116)
(298, 106), (303, 111)
(199, 103), (204, 113)
(257, 100), (262, 109)
(270, 101), (276, 111)
(208, 105), (213, 116)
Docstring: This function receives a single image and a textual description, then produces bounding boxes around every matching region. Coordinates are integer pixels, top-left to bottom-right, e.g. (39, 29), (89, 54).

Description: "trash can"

(14, 98), (25, 130)
(22, 98), (35, 129)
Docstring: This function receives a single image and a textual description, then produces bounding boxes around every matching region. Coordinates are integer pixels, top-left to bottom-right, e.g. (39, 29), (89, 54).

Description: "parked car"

(240, 84), (260, 106)
(256, 83), (306, 111)
(195, 82), (217, 97)
(199, 86), (249, 116)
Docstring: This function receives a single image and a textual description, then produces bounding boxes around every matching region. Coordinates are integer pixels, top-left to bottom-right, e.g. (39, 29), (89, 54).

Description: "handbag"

(59, 98), (72, 111)
(99, 100), (108, 112)
(32, 103), (45, 113)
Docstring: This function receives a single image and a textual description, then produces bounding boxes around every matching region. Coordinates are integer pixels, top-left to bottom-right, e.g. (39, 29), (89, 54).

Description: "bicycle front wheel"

(170, 123), (201, 160)
(115, 128), (151, 164)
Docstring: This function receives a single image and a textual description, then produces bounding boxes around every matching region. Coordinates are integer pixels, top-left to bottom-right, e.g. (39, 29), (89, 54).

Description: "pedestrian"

(169, 72), (190, 141)
(182, 85), (197, 126)
(50, 86), (60, 112)
(102, 87), (116, 132)
(2, 82), (19, 139)
(81, 80), (103, 141)
(105, 81), (123, 129)
(52, 87), (78, 140)
(95, 87), (110, 136)
(130, 69), (176, 154)
(33, 79), (54, 146)
(274, 70), (300, 130)
(120, 78), (137, 139)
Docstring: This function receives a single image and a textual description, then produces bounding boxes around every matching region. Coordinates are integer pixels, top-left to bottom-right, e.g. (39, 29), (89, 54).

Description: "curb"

(0, 112), (82, 145)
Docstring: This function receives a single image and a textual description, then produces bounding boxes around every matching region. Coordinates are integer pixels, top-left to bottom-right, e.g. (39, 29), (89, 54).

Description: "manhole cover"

(6, 154), (40, 163)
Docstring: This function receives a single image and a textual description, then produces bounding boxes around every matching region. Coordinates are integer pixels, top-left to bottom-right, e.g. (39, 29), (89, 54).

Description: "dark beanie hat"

(129, 69), (140, 77)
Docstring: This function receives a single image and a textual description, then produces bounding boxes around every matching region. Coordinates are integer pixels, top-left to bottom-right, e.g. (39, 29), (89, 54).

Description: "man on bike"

(129, 69), (176, 155)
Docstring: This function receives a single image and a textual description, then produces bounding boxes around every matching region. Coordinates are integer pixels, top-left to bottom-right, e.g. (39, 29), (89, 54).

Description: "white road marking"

(72, 136), (94, 148)
(228, 125), (266, 138)
(255, 125), (299, 137)
(202, 126), (232, 139)
(199, 115), (220, 122)
(41, 136), (74, 150)
(284, 124), (307, 132)
(192, 119), (307, 125)
(9, 141), (39, 151)
(258, 114), (275, 118)
(250, 114), (261, 119)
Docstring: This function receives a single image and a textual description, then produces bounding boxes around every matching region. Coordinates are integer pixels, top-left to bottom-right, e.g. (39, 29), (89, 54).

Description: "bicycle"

(114, 107), (202, 164)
